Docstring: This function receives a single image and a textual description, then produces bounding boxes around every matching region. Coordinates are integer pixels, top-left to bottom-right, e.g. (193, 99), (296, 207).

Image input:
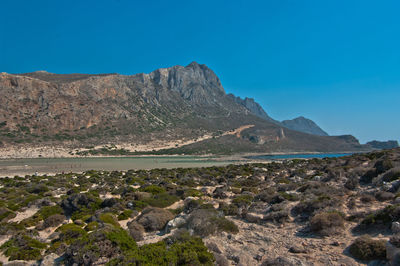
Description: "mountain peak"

(281, 116), (329, 136)
(186, 61), (201, 68)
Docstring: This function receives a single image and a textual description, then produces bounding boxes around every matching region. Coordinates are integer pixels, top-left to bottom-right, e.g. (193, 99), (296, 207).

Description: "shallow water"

(0, 156), (233, 177)
(248, 153), (352, 160)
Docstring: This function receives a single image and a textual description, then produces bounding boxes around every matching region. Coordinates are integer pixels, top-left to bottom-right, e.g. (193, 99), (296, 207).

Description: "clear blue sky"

(1, 0), (399, 143)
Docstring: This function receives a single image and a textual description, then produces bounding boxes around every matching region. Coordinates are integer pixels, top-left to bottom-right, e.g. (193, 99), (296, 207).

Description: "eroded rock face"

(0, 62), (233, 136)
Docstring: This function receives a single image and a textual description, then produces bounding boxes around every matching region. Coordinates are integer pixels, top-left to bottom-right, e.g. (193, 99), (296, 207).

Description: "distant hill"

(281, 116), (329, 136)
(366, 140), (399, 150)
(0, 62), (372, 154)
(228, 95), (329, 137)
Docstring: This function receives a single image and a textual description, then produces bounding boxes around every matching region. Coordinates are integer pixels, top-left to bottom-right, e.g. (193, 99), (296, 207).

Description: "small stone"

(74, 219), (84, 225)
(392, 222), (400, 234)
(289, 245), (307, 253)
(330, 241), (340, 246)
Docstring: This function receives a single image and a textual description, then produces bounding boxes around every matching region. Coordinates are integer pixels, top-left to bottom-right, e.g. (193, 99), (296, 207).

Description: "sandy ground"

(8, 207), (39, 223)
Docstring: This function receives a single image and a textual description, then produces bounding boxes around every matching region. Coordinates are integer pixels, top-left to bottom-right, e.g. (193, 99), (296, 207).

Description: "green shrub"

(144, 193), (179, 208)
(130, 200), (149, 211)
(1, 234), (46, 261)
(184, 188), (203, 197)
(349, 235), (386, 260)
(279, 192), (299, 201)
(118, 209), (134, 220)
(361, 204), (400, 227)
(211, 217), (239, 234)
(232, 195), (253, 207)
(108, 231), (214, 265)
(106, 228), (137, 252)
(57, 223), (87, 244)
(185, 209), (239, 237)
(39, 205), (64, 220)
(99, 213), (120, 228)
(85, 221), (99, 231)
(0, 208), (16, 222)
(141, 185), (166, 195)
(219, 203), (239, 216)
(310, 211), (345, 236)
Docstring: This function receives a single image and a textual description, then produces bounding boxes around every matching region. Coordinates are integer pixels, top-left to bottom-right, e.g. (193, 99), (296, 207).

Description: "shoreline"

(0, 151), (365, 178)
(0, 150), (366, 160)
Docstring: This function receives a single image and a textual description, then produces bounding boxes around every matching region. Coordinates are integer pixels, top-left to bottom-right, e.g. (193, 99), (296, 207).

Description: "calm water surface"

(248, 153), (352, 160)
(0, 156), (232, 177)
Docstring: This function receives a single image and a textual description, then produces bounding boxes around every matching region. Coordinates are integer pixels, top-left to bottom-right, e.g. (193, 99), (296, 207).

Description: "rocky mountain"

(366, 140), (399, 150)
(228, 95), (330, 137)
(0, 62), (371, 154)
(281, 116), (329, 136)
(227, 95), (278, 123)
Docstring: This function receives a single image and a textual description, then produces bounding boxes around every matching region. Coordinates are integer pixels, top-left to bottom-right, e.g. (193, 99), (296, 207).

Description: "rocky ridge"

(0, 62), (376, 155)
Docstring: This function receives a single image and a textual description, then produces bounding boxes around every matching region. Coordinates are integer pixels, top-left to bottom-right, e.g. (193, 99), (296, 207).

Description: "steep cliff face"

(0, 62), (370, 153)
(281, 116), (329, 136)
(0, 62), (245, 134)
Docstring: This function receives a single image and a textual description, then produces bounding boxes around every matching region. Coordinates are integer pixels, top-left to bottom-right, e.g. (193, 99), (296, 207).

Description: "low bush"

(108, 230), (214, 265)
(39, 205), (64, 220)
(41, 214), (66, 229)
(0, 207), (15, 222)
(360, 204), (400, 228)
(85, 221), (99, 231)
(292, 196), (338, 217)
(382, 168), (400, 182)
(140, 185), (166, 195)
(185, 209), (238, 237)
(310, 211), (345, 236)
(232, 195), (253, 207)
(144, 193), (179, 208)
(57, 223), (87, 244)
(349, 235), (386, 260)
(0, 234), (47, 261)
(99, 213), (120, 228)
(219, 203), (240, 216)
(127, 220), (145, 241)
(375, 191), (395, 201)
(106, 228), (137, 252)
(118, 209), (134, 220)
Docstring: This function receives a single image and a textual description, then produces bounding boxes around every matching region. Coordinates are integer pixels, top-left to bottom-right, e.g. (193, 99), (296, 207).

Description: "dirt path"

(223, 124), (255, 138)
(8, 207), (39, 223)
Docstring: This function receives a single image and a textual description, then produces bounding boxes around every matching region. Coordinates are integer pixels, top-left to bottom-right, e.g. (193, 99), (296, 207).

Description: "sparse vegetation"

(349, 235), (386, 261)
(0, 148), (399, 264)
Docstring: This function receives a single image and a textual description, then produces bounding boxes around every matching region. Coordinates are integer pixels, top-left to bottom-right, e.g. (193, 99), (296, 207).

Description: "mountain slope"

(227, 95), (278, 123)
(229, 95), (329, 136)
(281, 116), (329, 136)
(0, 62), (369, 154)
